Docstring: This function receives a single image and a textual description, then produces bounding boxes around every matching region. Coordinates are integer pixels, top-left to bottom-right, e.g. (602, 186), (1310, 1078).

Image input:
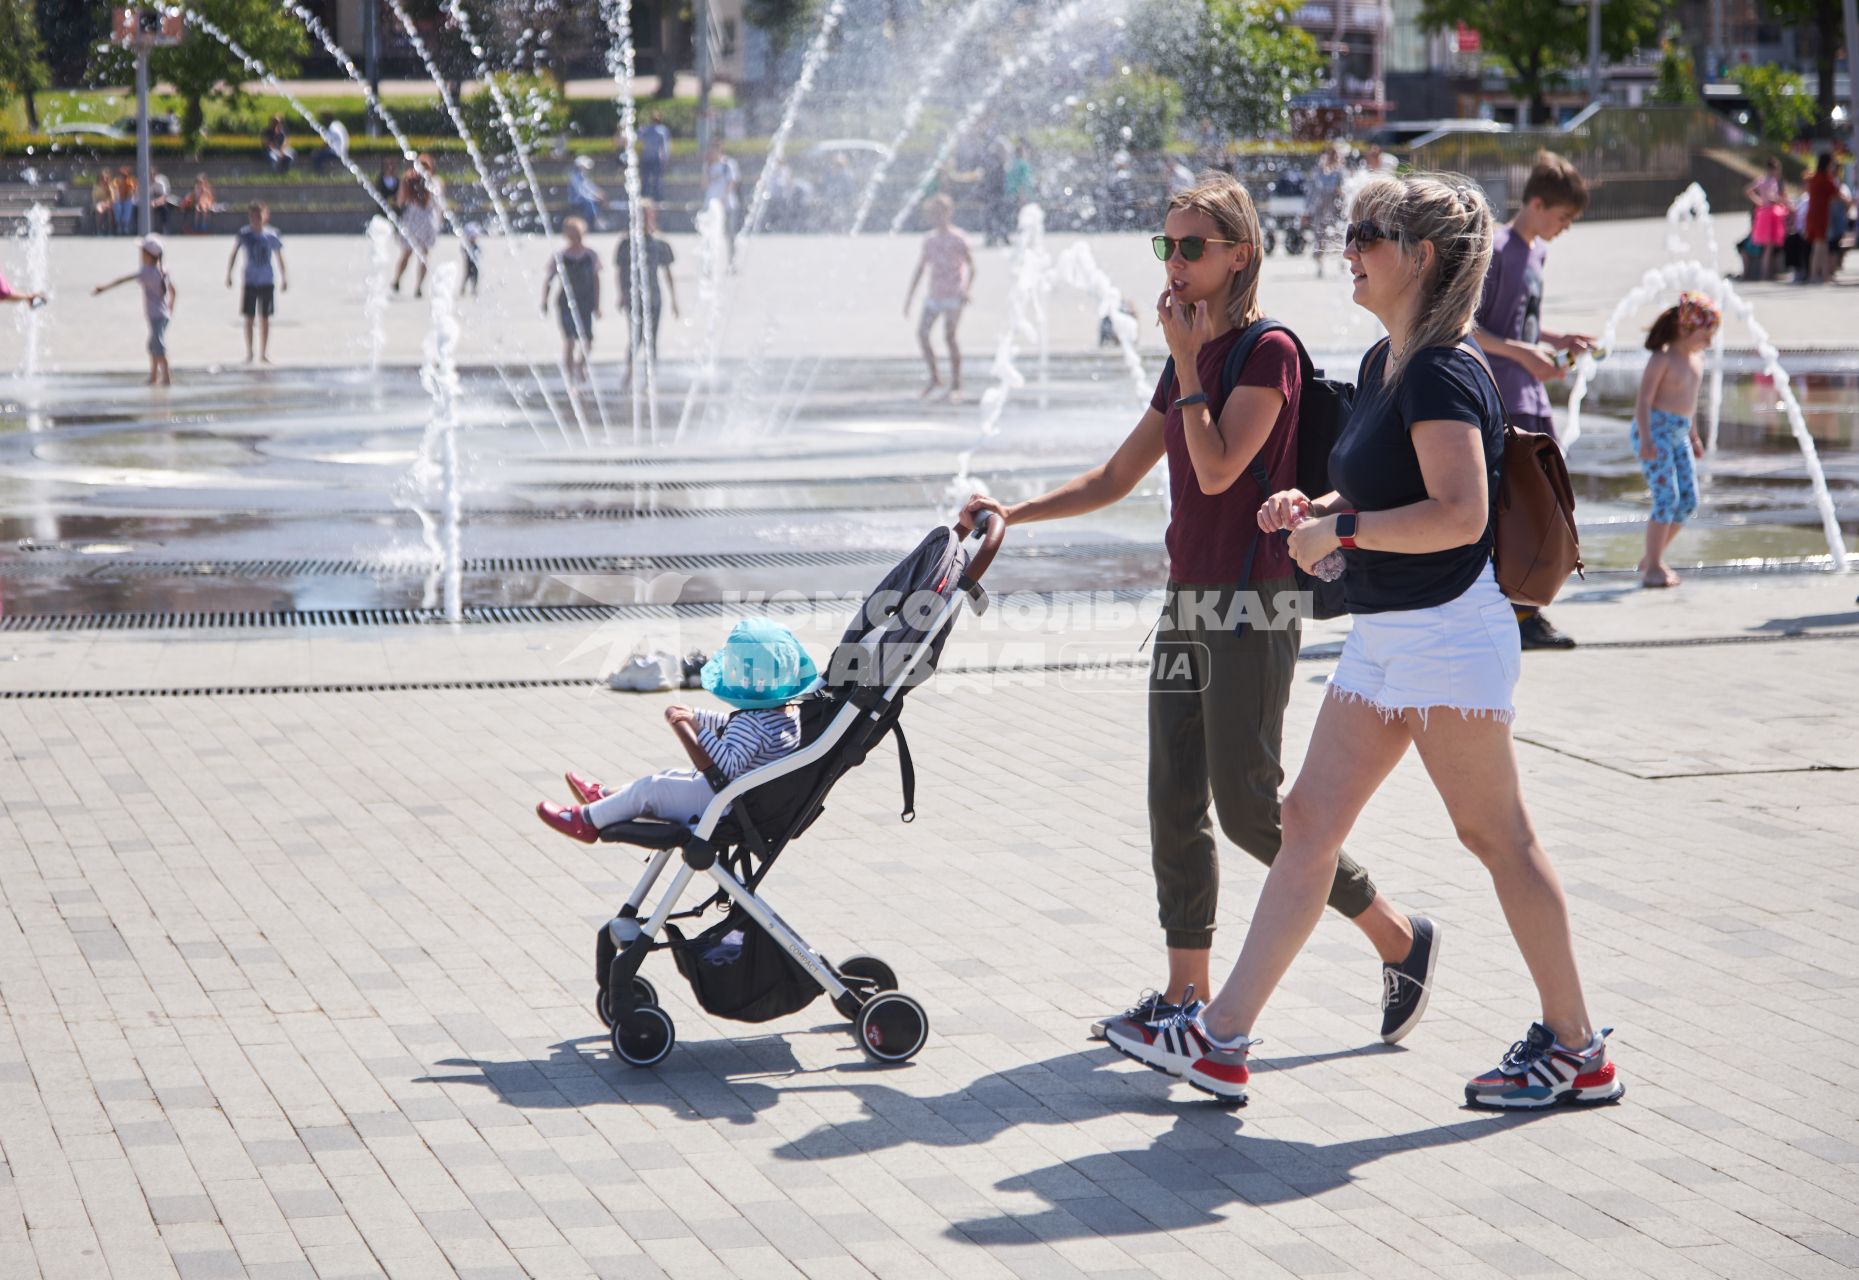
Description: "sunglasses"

(1344, 219), (1399, 250)
(1151, 234), (1240, 262)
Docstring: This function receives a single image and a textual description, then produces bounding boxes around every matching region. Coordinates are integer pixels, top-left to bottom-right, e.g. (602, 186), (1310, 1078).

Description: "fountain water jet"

(889, 0), (1093, 235)
(675, 199), (732, 442)
(364, 216), (395, 371)
(599, 0), (659, 443)
(18, 204), (51, 380)
(1563, 260), (1848, 572)
(739, 0), (853, 243)
(399, 261), (466, 621)
(1663, 182), (1728, 455)
(849, 0), (1002, 236)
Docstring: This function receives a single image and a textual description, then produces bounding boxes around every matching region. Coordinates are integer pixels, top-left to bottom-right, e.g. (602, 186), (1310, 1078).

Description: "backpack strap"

(891, 721), (916, 824)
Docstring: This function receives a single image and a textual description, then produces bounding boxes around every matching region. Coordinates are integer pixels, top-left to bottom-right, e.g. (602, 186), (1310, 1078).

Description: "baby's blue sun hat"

(701, 619), (822, 709)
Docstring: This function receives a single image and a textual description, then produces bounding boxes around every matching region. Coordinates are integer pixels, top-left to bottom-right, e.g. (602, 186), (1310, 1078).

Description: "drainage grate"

(0, 543), (1168, 580)
(0, 589), (1164, 633)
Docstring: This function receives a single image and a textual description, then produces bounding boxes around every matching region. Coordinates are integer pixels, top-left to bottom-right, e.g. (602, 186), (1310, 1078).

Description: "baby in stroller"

(537, 619), (822, 842)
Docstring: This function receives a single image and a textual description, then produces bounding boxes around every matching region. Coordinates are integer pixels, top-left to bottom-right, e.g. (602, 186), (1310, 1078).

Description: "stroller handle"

(957, 509), (1008, 583)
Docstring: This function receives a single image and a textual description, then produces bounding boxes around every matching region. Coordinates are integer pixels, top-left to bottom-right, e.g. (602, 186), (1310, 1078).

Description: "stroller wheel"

(838, 955), (897, 992)
(610, 1005), (676, 1067)
(596, 975), (659, 1029)
(855, 992), (928, 1064)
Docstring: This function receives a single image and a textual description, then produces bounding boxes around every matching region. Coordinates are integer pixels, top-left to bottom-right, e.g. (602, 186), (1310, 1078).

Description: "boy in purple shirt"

(1474, 151), (1594, 650)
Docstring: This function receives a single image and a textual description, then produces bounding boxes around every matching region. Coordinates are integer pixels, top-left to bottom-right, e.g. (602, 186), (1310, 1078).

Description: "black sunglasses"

(1344, 219), (1399, 250)
(1151, 234), (1240, 262)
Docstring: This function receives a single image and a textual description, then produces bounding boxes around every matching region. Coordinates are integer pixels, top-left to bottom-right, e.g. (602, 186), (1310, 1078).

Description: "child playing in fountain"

(615, 198), (680, 389)
(1632, 291), (1719, 589)
(904, 194), (976, 402)
(226, 202), (286, 364)
(536, 620), (819, 843)
(542, 216), (601, 384)
(92, 235), (176, 386)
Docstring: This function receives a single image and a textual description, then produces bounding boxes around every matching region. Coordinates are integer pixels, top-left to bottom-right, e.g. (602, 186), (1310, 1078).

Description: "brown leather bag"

(1457, 343), (1585, 607)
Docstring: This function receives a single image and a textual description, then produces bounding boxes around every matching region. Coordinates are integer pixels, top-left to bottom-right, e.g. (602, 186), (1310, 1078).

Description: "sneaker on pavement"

(1380, 915), (1440, 1045)
(1518, 612), (1576, 650)
(1464, 1022), (1624, 1109)
(1182, 1029), (1257, 1104)
(1104, 1003), (1211, 1077)
(565, 770), (609, 804)
(1105, 1006), (1256, 1105)
(537, 800), (601, 844)
(1089, 988), (1203, 1041)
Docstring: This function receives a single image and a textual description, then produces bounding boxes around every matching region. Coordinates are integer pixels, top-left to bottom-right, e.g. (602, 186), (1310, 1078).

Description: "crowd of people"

(1743, 152), (1855, 285)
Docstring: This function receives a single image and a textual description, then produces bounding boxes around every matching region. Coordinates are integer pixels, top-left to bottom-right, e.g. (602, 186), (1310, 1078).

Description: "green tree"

(91, 0), (309, 146)
(1731, 63), (1816, 148)
(1127, 0), (1323, 138)
(743, 0), (815, 60)
(1761, 0), (1842, 137)
(1417, 0), (1662, 122)
(0, 0), (51, 131)
(34, 0), (104, 89)
(1648, 31), (1699, 105)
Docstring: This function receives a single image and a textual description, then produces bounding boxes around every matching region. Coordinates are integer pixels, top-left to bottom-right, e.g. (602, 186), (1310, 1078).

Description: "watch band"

(1174, 392), (1209, 409)
(1335, 510), (1360, 549)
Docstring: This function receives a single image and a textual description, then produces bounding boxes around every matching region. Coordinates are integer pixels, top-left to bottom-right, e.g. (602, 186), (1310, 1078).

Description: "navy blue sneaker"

(1380, 915), (1440, 1045)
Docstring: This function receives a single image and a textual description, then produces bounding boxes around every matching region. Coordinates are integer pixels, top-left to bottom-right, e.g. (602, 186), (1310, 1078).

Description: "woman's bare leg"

(1406, 711), (1594, 1047)
(1198, 694), (1413, 1041)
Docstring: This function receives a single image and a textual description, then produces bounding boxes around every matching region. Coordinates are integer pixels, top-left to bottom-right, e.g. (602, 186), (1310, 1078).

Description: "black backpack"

(1158, 320), (1351, 622)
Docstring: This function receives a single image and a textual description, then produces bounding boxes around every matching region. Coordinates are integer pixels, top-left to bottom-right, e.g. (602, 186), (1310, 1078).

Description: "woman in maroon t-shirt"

(960, 172), (1435, 1047)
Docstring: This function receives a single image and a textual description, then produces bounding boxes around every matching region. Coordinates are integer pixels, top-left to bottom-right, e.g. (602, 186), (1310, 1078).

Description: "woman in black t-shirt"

(1108, 173), (1624, 1112)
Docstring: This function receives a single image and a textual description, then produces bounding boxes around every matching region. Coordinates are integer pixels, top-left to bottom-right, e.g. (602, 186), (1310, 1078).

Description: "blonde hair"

(1349, 172), (1494, 388)
(1165, 171), (1264, 330)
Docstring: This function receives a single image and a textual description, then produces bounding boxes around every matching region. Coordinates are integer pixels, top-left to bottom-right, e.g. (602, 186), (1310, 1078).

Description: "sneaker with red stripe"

(1104, 1005), (1255, 1105)
(1464, 1022), (1624, 1110)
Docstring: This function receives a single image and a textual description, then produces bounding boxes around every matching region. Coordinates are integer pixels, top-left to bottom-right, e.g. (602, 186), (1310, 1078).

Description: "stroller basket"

(588, 516), (1006, 1069)
(667, 907), (819, 1023)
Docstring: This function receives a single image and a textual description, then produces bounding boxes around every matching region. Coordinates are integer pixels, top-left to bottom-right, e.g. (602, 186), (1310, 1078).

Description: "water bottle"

(1289, 515), (1346, 581)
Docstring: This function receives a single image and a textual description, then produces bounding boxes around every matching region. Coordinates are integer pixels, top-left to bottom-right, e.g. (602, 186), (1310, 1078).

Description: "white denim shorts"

(1328, 564), (1521, 725)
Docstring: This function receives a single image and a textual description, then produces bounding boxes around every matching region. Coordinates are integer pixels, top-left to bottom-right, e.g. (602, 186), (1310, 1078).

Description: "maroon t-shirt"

(1150, 326), (1301, 584)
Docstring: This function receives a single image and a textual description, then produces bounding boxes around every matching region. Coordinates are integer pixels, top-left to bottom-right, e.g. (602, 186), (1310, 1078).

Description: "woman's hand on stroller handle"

(956, 493), (1007, 536)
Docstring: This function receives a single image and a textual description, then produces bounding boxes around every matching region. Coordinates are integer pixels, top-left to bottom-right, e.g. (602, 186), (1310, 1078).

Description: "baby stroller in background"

(590, 515), (1007, 1067)
(1261, 168), (1310, 256)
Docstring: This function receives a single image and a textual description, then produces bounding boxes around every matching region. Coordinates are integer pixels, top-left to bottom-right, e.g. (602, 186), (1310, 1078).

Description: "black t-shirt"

(616, 235), (674, 310)
(1328, 341), (1505, 614)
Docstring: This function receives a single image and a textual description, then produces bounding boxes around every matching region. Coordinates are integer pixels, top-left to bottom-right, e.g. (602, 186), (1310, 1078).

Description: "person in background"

(112, 166), (137, 235)
(615, 198), (680, 389)
(903, 194), (976, 402)
(1745, 157), (1788, 282)
(542, 216), (602, 384)
(93, 235), (176, 387)
(376, 156), (401, 209)
(313, 112), (350, 175)
(226, 201), (287, 363)
(568, 155), (605, 230)
(92, 173), (114, 235)
(639, 111), (672, 203)
(182, 173), (216, 234)
(1473, 149), (1594, 651)
(147, 169), (171, 235)
(460, 222), (482, 298)
(703, 140), (742, 268)
(1804, 153), (1841, 285)
(260, 115), (294, 173)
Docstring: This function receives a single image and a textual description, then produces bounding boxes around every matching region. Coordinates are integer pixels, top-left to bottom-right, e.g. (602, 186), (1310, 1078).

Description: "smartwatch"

(1334, 510), (1360, 549)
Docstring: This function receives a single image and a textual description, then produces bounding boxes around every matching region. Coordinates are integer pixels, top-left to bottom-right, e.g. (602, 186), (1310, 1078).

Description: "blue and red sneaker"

(1465, 1022), (1624, 1110)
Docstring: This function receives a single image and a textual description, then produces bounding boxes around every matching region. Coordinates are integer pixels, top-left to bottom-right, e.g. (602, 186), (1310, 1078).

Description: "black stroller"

(590, 515), (1006, 1067)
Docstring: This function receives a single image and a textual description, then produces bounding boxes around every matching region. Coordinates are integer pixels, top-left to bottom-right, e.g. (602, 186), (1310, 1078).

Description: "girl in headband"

(1633, 291), (1721, 587)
